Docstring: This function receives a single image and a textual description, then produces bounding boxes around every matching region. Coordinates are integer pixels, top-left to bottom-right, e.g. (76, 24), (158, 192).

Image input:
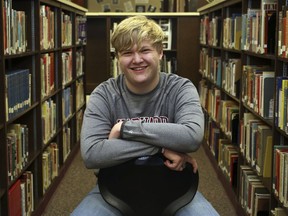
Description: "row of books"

(242, 1), (277, 54)
(203, 114), (238, 189)
(223, 14), (242, 50)
(42, 98), (57, 144)
(40, 4), (55, 50)
(5, 69), (31, 121)
(199, 0), (277, 55)
(62, 50), (73, 86)
(61, 12), (72, 46)
(199, 54), (275, 120)
(62, 87), (73, 122)
(203, 97), (288, 211)
(273, 146), (288, 207)
(75, 16), (87, 45)
(202, 105), (275, 216)
(199, 48), (241, 98)
(199, 82), (239, 143)
(42, 142), (59, 194)
(205, 119), (220, 158)
(241, 65), (274, 119)
(160, 55), (177, 74)
(239, 165), (270, 216)
(38, 4), (87, 50)
(76, 49), (85, 77)
(218, 138), (238, 189)
(200, 59), (288, 133)
(218, 100), (239, 144)
(199, 49), (221, 85)
(200, 15), (221, 47)
(3, 0), (27, 55)
(161, 0), (192, 12)
(278, 5), (288, 57)
(8, 171), (34, 216)
(240, 112), (273, 177)
(7, 124), (29, 183)
(41, 53), (55, 99)
(200, 81), (273, 177)
(159, 19), (172, 50)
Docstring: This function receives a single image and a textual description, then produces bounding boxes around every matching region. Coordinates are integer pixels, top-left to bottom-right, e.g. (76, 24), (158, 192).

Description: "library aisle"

(42, 145), (238, 216)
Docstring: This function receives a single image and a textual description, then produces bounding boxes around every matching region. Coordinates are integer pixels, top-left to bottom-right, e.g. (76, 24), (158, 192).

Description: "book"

(260, 0), (277, 54)
(241, 112), (257, 155)
(275, 76), (288, 128)
(255, 125), (272, 176)
(234, 15), (242, 50)
(262, 136), (273, 178)
(253, 190), (270, 216)
(8, 179), (21, 216)
(5, 69), (31, 120)
(248, 182), (265, 214)
(260, 71), (274, 118)
(273, 146), (288, 198)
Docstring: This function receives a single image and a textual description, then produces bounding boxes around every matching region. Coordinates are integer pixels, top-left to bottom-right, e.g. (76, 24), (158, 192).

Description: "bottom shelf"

(202, 142), (245, 215)
(33, 143), (80, 216)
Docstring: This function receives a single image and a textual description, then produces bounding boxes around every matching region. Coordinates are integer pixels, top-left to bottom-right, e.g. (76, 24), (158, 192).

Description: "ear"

(158, 48), (163, 60)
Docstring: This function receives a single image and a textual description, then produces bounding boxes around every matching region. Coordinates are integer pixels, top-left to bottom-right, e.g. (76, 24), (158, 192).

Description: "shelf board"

(86, 12), (200, 17)
(56, 0), (88, 12)
(197, 0), (241, 13)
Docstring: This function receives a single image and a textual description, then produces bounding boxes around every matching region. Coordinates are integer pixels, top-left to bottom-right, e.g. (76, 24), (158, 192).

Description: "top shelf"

(86, 12), (200, 17)
(197, 0), (241, 13)
(56, 0), (88, 12)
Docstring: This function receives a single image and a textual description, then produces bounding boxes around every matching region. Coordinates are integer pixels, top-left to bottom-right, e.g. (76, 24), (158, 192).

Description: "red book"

(8, 179), (21, 216)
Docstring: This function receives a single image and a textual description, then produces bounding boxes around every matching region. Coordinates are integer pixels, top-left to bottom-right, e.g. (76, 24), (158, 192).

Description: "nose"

(132, 52), (143, 63)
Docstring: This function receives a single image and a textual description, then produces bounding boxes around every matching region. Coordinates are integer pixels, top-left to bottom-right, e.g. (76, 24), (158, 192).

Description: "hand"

(108, 122), (123, 139)
(185, 155), (198, 173)
(162, 148), (198, 173)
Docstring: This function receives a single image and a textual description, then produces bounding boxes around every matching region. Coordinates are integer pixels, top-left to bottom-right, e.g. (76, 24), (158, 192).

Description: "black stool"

(98, 153), (199, 216)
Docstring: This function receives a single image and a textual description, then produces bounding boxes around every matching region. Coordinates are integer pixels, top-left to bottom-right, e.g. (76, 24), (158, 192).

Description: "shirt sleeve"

(80, 88), (160, 169)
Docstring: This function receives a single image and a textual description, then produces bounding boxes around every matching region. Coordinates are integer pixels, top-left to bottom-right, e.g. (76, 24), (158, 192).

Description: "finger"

(164, 160), (182, 171)
(186, 157), (198, 173)
(191, 159), (198, 173)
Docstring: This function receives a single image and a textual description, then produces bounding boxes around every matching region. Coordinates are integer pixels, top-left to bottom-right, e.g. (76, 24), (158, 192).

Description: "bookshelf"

(198, 0), (288, 215)
(85, 12), (201, 95)
(0, 0), (87, 215)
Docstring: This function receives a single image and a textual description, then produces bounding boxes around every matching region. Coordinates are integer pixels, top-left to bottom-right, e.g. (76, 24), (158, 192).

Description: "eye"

(141, 49), (151, 53)
(121, 51), (132, 56)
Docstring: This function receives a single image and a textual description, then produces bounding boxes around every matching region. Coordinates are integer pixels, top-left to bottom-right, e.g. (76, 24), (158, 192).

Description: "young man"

(72, 15), (219, 215)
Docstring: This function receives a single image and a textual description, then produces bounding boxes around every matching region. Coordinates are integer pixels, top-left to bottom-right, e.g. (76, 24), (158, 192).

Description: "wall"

(87, 0), (207, 12)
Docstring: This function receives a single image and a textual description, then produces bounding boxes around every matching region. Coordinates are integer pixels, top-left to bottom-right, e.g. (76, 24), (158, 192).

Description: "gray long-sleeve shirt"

(81, 72), (204, 169)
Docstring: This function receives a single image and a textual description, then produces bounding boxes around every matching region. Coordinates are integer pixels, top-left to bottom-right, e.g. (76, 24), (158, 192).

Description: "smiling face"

(110, 16), (165, 94)
(118, 40), (163, 94)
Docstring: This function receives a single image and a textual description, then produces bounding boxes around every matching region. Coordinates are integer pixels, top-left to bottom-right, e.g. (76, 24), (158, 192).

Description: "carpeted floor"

(42, 145), (239, 216)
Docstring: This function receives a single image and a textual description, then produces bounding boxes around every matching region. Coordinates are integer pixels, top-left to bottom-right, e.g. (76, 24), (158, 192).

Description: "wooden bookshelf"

(85, 12), (201, 94)
(0, 0), (87, 215)
(198, 0), (288, 215)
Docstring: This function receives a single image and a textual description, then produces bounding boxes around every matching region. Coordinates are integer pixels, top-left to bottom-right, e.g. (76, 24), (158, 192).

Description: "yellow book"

(263, 136), (273, 178)
(280, 79), (288, 130)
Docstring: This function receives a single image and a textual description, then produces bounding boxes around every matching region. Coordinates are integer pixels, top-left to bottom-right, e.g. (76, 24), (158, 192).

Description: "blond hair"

(111, 15), (164, 54)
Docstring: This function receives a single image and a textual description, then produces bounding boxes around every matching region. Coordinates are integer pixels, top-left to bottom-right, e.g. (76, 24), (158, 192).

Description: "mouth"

(130, 66), (147, 71)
